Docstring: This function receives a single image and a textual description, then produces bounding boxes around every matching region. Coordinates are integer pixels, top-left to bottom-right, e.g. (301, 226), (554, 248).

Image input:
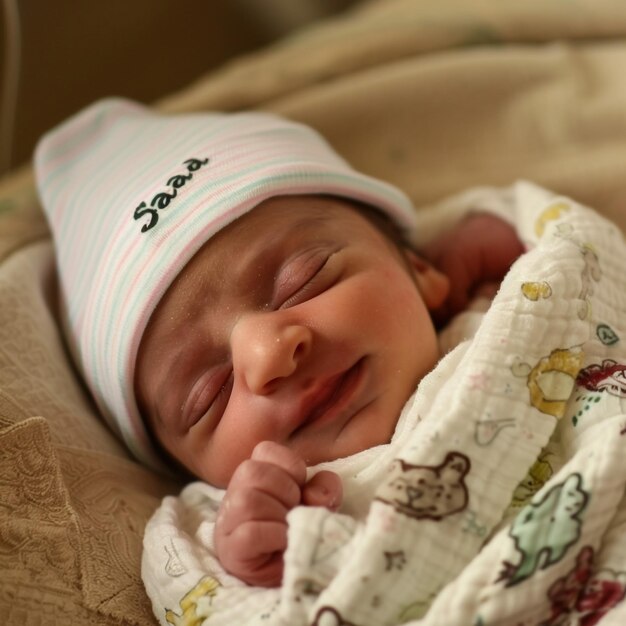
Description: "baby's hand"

(214, 441), (342, 587)
(423, 213), (524, 322)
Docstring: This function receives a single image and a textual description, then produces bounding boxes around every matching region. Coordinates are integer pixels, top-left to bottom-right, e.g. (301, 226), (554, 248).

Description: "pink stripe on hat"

(35, 98), (417, 471)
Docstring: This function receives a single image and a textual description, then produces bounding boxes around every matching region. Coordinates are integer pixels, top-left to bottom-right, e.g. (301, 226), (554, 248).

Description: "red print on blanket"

(541, 546), (626, 626)
(576, 360), (626, 397)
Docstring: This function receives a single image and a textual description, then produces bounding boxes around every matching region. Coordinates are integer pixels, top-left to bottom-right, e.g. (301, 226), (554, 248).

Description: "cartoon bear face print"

(375, 452), (471, 520)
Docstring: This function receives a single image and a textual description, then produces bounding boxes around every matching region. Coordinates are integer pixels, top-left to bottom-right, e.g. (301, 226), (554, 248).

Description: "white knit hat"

(35, 98), (417, 471)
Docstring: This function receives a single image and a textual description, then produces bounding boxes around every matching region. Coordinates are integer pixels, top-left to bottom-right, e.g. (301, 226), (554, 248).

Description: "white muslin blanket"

(142, 181), (626, 626)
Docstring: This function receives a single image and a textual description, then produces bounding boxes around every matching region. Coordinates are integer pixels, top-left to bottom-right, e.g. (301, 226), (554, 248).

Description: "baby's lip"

(296, 359), (365, 431)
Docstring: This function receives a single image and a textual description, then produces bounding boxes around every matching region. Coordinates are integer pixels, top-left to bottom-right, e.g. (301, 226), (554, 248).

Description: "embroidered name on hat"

(133, 157), (209, 233)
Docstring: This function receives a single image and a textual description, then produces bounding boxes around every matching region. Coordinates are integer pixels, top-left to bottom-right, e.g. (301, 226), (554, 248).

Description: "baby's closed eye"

(183, 367), (234, 428)
(274, 247), (342, 309)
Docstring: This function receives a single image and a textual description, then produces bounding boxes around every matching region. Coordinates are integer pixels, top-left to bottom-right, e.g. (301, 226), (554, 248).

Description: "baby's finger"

(250, 441), (307, 487)
(217, 486), (289, 535)
(228, 459), (301, 509)
(237, 554), (284, 589)
(228, 519), (289, 557)
(301, 471), (343, 510)
(223, 520), (288, 587)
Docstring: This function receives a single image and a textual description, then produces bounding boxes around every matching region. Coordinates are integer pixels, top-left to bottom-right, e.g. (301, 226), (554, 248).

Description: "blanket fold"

(160, 0), (626, 114)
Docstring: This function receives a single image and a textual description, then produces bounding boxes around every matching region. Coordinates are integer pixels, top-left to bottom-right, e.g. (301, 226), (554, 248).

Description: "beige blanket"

(3, 1), (626, 624)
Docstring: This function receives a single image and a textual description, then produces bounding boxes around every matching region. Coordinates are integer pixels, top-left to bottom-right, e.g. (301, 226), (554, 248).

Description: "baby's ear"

(404, 249), (450, 311)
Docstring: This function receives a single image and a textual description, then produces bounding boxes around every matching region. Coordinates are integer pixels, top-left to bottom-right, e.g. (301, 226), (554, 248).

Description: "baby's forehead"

(226, 194), (346, 234)
(195, 195), (357, 261)
(169, 198), (329, 285)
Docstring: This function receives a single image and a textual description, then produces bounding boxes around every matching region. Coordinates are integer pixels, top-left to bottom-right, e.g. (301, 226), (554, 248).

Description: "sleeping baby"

(37, 99), (626, 626)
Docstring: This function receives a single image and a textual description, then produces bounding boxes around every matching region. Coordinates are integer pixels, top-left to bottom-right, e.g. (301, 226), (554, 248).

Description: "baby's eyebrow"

(235, 213), (331, 274)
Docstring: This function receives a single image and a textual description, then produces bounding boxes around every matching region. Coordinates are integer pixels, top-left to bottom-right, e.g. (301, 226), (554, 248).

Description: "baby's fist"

(214, 441), (342, 587)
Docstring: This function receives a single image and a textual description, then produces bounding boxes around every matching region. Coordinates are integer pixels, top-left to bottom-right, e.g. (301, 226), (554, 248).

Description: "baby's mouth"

(298, 358), (365, 430)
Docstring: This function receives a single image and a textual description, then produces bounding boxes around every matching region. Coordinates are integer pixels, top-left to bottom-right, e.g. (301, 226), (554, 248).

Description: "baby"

(35, 99), (522, 588)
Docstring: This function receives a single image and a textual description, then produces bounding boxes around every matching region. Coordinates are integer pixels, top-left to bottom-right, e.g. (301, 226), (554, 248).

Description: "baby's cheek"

(343, 270), (426, 342)
(384, 280), (427, 330)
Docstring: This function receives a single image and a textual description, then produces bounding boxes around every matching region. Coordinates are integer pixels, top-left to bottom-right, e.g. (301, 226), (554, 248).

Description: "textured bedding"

(142, 182), (626, 625)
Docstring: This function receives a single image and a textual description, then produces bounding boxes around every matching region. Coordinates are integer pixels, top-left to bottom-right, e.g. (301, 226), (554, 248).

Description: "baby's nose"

(231, 312), (312, 395)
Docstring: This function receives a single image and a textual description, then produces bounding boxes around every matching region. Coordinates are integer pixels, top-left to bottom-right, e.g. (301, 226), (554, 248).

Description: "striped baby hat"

(34, 98), (417, 471)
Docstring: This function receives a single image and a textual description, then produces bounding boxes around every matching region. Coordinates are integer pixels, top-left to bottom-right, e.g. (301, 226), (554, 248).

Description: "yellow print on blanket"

(534, 201), (571, 238)
(510, 453), (554, 509)
(521, 281), (552, 301)
(165, 576), (221, 626)
(398, 586), (443, 622)
(511, 347), (584, 418)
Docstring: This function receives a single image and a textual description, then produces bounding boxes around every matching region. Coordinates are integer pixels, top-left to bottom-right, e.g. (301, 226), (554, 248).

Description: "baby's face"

(135, 195), (445, 487)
